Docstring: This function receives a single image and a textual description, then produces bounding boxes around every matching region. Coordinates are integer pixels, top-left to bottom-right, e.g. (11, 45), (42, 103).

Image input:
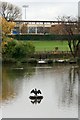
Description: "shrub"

(2, 38), (35, 62)
(12, 42), (35, 60)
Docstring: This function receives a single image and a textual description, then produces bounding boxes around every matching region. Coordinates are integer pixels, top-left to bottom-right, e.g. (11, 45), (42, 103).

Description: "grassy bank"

(23, 40), (69, 52)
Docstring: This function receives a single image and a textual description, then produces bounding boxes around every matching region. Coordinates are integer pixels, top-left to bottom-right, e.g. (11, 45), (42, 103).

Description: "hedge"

(8, 34), (80, 41)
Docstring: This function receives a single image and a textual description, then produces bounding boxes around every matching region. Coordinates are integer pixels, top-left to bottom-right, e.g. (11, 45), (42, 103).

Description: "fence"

(31, 51), (72, 59)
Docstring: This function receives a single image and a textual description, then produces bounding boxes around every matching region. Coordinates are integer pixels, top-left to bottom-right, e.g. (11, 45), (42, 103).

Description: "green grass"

(27, 41), (69, 52)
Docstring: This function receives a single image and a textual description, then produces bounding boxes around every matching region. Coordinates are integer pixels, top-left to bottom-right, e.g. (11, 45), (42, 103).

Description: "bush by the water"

(2, 38), (35, 62)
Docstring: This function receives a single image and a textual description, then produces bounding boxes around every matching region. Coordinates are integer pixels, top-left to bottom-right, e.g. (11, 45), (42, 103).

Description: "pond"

(1, 63), (79, 118)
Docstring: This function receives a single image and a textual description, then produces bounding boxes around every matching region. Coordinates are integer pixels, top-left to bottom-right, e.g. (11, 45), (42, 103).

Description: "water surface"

(2, 63), (79, 118)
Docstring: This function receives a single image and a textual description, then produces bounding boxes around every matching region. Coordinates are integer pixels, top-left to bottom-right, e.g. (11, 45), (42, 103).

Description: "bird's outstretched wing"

(30, 89), (35, 93)
(37, 90), (42, 94)
(31, 101), (35, 104)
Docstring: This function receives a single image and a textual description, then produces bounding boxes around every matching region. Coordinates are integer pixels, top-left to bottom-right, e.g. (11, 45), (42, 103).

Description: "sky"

(1, 0), (80, 20)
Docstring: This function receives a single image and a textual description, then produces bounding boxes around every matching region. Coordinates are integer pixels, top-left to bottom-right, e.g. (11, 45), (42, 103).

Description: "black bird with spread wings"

(30, 88), (42, 95)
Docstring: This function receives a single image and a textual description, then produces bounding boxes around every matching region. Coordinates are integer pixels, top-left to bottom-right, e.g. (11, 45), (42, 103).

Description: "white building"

(11, 20), (78, 35)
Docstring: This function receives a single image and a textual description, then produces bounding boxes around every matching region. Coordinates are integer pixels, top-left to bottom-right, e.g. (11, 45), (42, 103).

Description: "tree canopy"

(0, 2), (22, 21)
(56, 16), (80, 58)
(1, 17), (16, 39)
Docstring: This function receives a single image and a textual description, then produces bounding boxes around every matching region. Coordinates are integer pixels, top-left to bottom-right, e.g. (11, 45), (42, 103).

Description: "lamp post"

(22, 5), (29, 19)
(78, 1), (80, 21)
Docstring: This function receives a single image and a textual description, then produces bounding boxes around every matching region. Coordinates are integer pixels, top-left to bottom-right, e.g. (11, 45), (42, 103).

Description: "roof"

(13, 20), (79, 24)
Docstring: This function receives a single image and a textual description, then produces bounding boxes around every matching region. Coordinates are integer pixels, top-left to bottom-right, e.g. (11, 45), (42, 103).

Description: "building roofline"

(13, 20), (79, 23)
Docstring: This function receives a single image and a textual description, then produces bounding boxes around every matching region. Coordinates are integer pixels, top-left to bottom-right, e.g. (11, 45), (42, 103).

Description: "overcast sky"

(1, 0), (80, 20)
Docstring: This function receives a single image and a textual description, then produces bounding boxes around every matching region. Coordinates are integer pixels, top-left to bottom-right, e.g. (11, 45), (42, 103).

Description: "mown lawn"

(27, 40), (69, 52)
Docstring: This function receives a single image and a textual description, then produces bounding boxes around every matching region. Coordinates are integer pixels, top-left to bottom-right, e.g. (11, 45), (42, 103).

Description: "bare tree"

(57, 16), (80, 58)
(0, 2), (22, 21)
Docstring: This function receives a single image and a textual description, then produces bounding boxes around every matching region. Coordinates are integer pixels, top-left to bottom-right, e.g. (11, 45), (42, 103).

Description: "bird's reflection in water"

(29, 88), (43, 104)
(31, 98), (42, 104)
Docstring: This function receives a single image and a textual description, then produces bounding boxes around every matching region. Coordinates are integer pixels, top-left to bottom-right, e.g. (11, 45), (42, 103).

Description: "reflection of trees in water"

(0, 64), (2, 102)
(61, 66), (79, 106)
(2, 64), (35, 102)
(78, 66), (80, 110)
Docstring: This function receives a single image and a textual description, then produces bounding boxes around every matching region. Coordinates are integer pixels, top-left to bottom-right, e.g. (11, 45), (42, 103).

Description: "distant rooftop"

(13, 20), (79, 24)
